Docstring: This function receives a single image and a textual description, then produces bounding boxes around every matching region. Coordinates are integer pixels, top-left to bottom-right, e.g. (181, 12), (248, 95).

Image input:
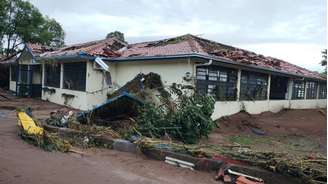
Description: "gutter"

(36, 52), (95, 63)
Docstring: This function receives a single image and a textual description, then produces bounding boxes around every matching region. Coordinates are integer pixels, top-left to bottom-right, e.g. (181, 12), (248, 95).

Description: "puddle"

(0, 111), (7, 118)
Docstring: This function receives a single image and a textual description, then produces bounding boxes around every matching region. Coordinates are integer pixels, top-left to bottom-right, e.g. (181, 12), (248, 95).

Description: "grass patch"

(229, 135), (254, 145)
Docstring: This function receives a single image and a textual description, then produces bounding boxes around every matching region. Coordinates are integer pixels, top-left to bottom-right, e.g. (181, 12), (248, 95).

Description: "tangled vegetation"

(137, 137), (326, 184)
(18, 125), (71, 152)
(135, 87), (216, 144)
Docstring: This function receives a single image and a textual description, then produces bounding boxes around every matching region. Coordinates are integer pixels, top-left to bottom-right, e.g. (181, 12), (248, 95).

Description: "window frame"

(44, 63), (61, 88)
(305, 81), (318, 99)
(292, 80), (305, 99)
(318, 83), (327, 99)
(240, 71), (268, 101)
(62, 62), (87, 92)
(196, 66), (238, 101)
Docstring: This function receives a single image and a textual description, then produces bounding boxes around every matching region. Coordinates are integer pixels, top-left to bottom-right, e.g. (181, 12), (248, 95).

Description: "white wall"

(9, 65), (16, 92)
(115, 59), (194, 87)
(39, 58), (327, 116)
(9, 81), (16, 92)
(211, 99), (327, 120)
(41, 61), (115, 110)
(41, 59), (194, 110)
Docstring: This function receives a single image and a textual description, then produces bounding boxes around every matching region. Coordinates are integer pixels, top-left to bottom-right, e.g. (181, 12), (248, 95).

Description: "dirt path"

(0, 109), (216, 184)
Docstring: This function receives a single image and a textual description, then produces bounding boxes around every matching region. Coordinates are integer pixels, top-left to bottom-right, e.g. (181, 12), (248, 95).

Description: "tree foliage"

(135, 88), (216, 144)
(106, 31), (126, 43)
(0, 0), (65, 56)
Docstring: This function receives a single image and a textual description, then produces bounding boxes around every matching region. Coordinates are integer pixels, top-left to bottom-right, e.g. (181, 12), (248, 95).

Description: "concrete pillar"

(267, 74), (271, 100)
(60, 63), (64, 89)
(316, 83), (320, 99)
(236, 69), (241, 101)
(287, 78), (293, 100)
(304, 81), (308, 99)
(27, 65), (32, 97)
(41, 63), (45, 87)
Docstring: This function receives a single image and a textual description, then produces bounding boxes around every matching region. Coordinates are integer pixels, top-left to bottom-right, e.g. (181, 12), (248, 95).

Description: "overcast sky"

(29, 0), (327, 72)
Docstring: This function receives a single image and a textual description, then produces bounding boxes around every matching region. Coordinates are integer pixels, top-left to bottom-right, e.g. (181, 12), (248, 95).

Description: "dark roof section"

(0, 54), (18, 64)
(40, 37), (127, 58)
(118, 34), (324, 80)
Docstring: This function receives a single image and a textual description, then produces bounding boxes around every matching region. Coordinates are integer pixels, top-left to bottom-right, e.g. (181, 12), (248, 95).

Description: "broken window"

(11, 64), (18, 81)
(63, 62), (86, 91)
(292, 80), (305, 99)
(196, 66), (237, 101)
(45, 64), (61, 88)
(306, 81), (318, 99)
(240, 71), (268, 100)
(269, 75), (288, 100)
(318, 83), (327, 99)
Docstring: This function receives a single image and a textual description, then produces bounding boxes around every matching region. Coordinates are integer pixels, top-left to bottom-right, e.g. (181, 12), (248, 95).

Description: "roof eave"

(103, 53), (326, 81)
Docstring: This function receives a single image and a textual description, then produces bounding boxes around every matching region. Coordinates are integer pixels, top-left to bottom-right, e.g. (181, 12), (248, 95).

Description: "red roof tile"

(119, 34), (324, 80)
(41, 38), (126, 58)
(26, 43), (55, 55)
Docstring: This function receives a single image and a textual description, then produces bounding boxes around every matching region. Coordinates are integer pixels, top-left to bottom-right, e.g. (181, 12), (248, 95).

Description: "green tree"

(106, 31), (126, 43)
(321, 49), (327, 75)
(0, 0), (65, 56)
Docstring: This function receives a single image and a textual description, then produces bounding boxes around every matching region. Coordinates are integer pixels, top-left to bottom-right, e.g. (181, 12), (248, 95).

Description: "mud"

(0, 91), (217, 184)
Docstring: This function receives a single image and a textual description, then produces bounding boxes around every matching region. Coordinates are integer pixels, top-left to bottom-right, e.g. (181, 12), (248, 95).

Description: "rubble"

(119, 34), (324, 80)
(17, 109), (71, 152)
(136, 137), (326, 183)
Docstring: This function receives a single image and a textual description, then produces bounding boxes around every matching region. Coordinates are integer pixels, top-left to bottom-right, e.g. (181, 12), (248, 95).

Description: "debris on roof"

(26, 43), (56, 56)
(41, 37), (127, 58)
(37, 34), (323, 80)
(119, 34), (324, 80)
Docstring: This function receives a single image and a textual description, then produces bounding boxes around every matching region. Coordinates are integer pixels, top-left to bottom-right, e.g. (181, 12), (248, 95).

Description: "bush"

(135, 93), (215, 144)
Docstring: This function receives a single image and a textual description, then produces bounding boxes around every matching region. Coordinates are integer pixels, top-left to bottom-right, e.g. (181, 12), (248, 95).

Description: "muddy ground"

(203, 109), (327, 157)
(1, 90), (326, 184)
(0, 91), (216, 184)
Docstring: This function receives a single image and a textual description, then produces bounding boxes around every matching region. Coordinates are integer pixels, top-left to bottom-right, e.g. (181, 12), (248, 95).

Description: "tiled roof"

(40, 38), (127, 58)
(26, 43), (55, 56)
(118, 34), (324, 80)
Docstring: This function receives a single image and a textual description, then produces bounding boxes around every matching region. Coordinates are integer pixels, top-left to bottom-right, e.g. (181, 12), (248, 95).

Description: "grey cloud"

(29, 0), (326, 45)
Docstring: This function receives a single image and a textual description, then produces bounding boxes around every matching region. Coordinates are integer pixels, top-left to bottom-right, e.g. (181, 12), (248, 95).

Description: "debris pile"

(17, 109), (71, 152)
(107, 72), (170, 102)
(216, 167), (264, 184)
(46, 109), (74, 127)
(44, 109), (121, 148)
(136, 137), (327, 184)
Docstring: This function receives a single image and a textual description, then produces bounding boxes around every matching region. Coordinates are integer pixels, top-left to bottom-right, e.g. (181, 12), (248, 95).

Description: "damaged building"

(4, 34), (327, 119)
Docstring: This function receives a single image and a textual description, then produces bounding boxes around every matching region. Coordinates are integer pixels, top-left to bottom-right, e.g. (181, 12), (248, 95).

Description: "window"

(306, 81), (318, 99)
(11, 64), (18, 81)
(63, 62), (86, 91)
(45, 64), (61, 88)
(269, 75), (288, 100)
(240, 71), (268, 100)
(19, 65), (29, 84)
(292, 80), (305, 99)
(319, 83), (327, 99)
(196, 66), (237, 101)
